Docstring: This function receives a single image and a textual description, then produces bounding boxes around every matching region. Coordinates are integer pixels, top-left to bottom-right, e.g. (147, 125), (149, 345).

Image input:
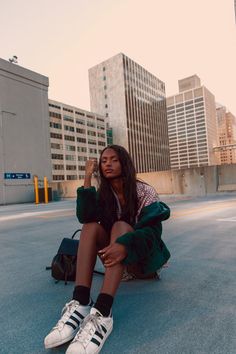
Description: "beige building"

(49, 99), (107, 181)
(215, 105), (236, 164)
(166, 75), (219, 169)
(89, 53), (170, 173)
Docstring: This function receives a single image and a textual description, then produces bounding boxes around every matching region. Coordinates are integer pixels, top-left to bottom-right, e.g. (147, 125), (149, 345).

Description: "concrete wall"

(0, 59), (52, 204)
(52, 164), (236, 199)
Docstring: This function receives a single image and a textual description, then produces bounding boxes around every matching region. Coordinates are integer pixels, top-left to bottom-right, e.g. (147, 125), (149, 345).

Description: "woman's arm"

(115, 201), (171, 270)
(76, 159), (99, 223)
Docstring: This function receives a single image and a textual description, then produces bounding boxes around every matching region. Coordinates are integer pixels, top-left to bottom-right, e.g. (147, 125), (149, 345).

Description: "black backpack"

(46, 229), (104, 284)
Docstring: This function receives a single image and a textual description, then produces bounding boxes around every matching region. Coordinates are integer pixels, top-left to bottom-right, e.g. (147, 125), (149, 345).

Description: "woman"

(44, 145), (170, 354)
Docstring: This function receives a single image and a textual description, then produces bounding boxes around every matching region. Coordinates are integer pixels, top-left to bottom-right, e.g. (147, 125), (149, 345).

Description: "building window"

(66, 165), (76, 170)
(75, 111), (85, 116)
(53, 164), (64, 170)
(76, 128), (86, 134)
(65, 145), (75, 151)
(63, 115), (74, 122)
(51, 143), (62, 149)
(53, 175), (65, 180)
(103, 67), (106, 71)
(50, 132), (62, 140)
(64, 135), (75, 142)
(51, 154), (63, 160)
(49, 111), (61, 119)
(63, 107), (73, 113)
(67, 175), (77, 180)
(77, 137), (87, 143)
(64, 125), (75, 132)
(50, 122), (62, 129)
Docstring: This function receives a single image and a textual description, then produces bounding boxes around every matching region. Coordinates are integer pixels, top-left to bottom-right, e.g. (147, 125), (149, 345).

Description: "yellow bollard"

(34, 175), (39, 204)
(44, 176), (48, 204)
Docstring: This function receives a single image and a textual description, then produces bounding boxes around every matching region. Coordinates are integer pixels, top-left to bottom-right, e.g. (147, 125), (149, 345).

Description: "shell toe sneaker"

(66, 307), (113, 354)
(44, 299), (93, 349)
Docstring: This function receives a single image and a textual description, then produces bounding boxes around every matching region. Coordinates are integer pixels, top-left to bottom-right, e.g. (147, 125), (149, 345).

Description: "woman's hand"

(98, 243), (127, 267)
(85, 159), (97, 177)
(84, 159), (98, 188)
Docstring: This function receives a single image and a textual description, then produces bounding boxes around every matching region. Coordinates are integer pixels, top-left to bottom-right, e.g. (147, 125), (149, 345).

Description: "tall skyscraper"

(215, 104), (236, 164)
(166, 75), (219, 169)
(89, 53), (170, 173)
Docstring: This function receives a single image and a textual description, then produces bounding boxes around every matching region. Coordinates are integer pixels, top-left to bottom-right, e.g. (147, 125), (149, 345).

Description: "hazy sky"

(1, 0), (236, 114)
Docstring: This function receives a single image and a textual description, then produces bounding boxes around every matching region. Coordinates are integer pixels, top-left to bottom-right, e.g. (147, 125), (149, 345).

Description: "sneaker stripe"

(65, 321), (77, 330)
(101, 325), (107, 334)
(70, 315), (81, 325)
(94, 331), (103, 340)
(74, 310), (84, 320)
(91, 338), (100, 347)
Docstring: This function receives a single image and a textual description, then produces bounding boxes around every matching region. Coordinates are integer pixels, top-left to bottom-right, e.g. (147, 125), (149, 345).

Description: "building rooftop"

(1, 195), (236, 353)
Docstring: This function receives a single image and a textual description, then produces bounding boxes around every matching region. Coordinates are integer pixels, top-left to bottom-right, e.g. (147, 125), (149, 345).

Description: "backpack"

(46, 229), (104, 284)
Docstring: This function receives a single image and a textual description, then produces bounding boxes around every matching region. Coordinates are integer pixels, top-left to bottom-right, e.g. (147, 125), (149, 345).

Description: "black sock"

(94, 293), (114, 317)
(72, 285), (90, 305)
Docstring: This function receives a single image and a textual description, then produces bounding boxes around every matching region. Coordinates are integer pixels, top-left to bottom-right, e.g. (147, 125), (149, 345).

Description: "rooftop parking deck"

(0, 194), (236, 354)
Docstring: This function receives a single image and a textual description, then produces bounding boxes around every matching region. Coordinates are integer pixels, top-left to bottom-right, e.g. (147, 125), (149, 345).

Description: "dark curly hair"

(97, 145), (138, 229)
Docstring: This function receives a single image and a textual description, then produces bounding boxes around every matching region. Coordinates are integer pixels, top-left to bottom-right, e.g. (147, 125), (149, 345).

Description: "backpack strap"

(71, 229), (82, 239)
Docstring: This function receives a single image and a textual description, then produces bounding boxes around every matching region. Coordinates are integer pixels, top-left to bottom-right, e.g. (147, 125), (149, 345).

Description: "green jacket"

(76, 186), (171, 274)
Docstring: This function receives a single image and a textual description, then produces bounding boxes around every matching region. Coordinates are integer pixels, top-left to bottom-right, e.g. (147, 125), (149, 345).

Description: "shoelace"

(74, 313), (103, 345)
(53, 300), (78, 331)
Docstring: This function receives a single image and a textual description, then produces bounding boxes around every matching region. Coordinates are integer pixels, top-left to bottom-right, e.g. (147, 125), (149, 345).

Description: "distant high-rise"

(89, 53), (170, 173)
(216, 104), (236, 164)
(166, 75), (219, 169)
(235, 0), (236, 22)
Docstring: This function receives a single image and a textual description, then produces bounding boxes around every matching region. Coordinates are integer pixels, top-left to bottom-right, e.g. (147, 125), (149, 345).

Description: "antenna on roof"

(9, 56), (18, 64)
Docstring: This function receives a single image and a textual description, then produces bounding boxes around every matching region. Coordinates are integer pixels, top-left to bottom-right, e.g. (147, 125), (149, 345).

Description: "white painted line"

(0, 209), (74, 221)
(217, 217), (236, 222)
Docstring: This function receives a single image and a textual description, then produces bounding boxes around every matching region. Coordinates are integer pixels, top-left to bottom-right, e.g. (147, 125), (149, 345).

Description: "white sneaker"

(44, 299), (93, 349)
(66, 307), (113, 354)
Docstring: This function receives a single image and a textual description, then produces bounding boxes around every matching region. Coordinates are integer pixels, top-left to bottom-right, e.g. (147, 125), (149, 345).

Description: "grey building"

(0, 58), (52, 204)
(89, 53), (170, 173)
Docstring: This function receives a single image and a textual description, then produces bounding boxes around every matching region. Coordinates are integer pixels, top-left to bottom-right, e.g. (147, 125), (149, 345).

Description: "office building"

(89, 53), (170, 173)
(215, 105), (236, 164)
(166, 75), (219, 169)
(49, 99), (107, 181)
(0, 58), (51, 204)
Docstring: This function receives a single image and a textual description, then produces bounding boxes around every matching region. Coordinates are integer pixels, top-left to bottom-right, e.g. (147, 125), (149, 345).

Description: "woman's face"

(100, 148), (122, 179)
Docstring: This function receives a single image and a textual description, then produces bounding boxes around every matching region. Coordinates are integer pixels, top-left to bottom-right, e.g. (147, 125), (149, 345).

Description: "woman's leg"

(64, 221), (134, 354)
(100, 220), (134, 296)
(75, 222), (109, 287)
(44, 222), (110, 349)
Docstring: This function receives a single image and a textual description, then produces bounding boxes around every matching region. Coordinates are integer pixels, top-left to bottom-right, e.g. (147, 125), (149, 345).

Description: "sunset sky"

(1, 0), (236, 114)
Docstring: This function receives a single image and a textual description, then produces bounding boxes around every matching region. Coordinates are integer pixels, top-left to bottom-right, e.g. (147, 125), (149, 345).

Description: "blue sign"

(4, 173), (31, 179)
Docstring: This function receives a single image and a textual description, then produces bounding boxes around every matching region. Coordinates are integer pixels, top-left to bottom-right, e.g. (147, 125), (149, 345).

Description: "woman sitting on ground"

(44, 144), (171, 354)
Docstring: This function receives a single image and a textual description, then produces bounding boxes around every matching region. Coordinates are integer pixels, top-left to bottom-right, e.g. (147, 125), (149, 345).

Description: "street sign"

(4, 173), (31, 179)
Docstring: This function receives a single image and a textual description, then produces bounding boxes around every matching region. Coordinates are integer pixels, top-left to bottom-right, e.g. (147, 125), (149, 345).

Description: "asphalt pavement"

(0, 194), (236, 354)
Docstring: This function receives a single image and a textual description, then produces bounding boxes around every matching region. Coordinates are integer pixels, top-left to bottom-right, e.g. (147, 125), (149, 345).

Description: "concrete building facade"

(89, 53), (170, 173)
(49, 99), (107, 181)
(0, 58), (51, 204)
(166, 75), (219, 170)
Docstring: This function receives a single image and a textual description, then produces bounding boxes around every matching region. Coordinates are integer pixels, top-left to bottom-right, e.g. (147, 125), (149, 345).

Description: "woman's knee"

(80, 222), (109, 247)
(110, 221), (134, 243)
